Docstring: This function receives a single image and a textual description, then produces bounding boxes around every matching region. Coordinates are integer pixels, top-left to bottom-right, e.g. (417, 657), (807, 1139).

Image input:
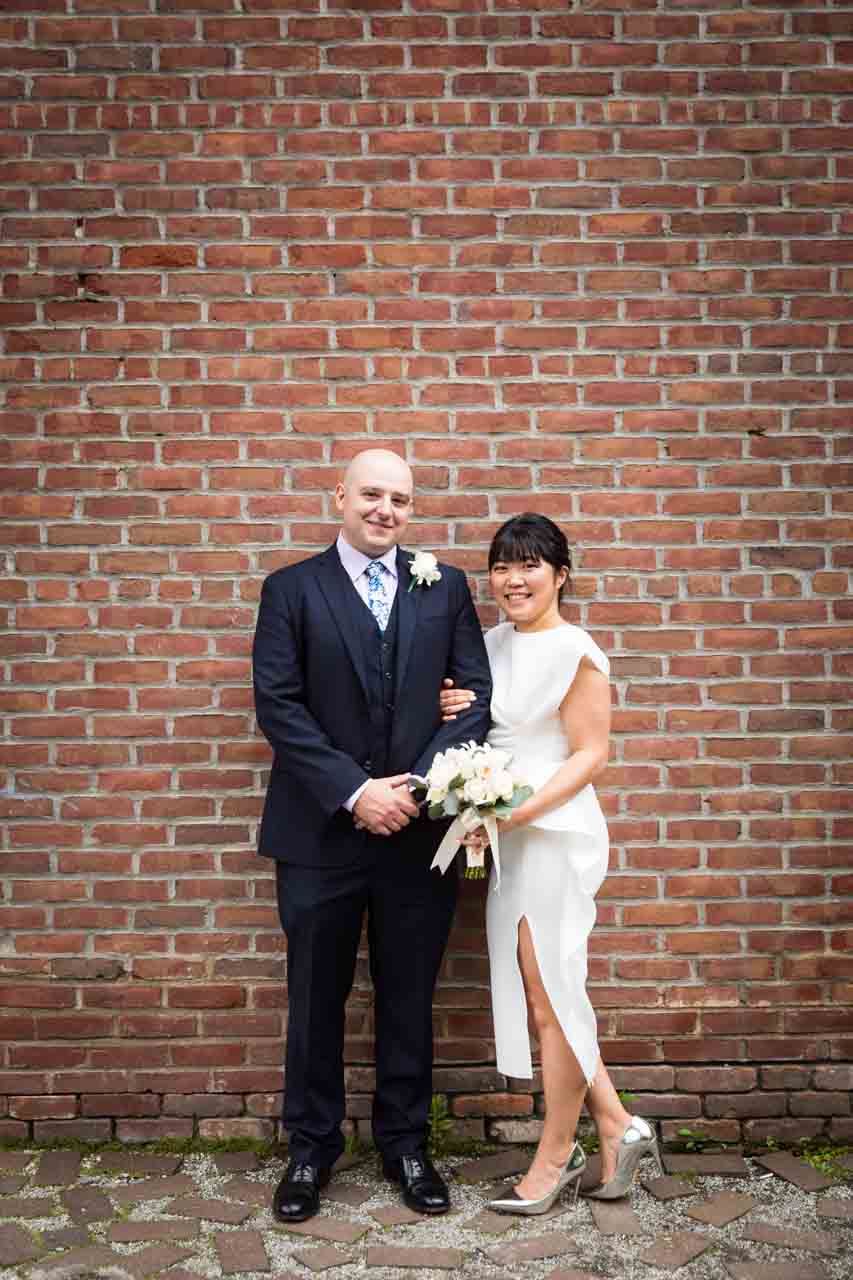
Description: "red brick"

(0, 19), (848, 1141)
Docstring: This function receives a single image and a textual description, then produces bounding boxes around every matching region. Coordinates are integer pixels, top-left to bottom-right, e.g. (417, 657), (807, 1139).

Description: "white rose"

(463, 776), (494, 807)
(409, 550), (442, 588)
(427, 757), (457, 793)
(457, 753), (478, 781)
(493, 769), (515, 802)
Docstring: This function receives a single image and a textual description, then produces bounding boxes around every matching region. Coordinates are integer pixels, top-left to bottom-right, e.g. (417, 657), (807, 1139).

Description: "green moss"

(427, 1093), (454, 1158)
(795, 1136), (850, 1180)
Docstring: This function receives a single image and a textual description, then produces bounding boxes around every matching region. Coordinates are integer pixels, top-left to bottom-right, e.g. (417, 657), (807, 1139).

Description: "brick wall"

(2, 2), (852, 1147)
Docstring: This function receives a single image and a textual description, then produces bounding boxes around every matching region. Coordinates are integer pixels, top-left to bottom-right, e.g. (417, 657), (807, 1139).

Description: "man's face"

(335, 454), (413, 558)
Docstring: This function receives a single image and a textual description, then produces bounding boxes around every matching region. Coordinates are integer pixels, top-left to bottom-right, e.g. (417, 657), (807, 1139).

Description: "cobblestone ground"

(1, 1145), (851, 1280)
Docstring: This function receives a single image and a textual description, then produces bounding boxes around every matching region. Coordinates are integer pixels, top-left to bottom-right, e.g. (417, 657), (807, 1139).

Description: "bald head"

(335, 449), (413, 557)
(342, 448), (412, 493)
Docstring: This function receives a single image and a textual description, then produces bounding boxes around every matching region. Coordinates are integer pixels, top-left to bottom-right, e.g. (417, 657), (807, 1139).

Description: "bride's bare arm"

(499, 657), (610, 832)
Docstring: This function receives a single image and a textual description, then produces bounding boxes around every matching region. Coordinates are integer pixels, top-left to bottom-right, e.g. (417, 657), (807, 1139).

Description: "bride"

(440, 513), (661, 1213)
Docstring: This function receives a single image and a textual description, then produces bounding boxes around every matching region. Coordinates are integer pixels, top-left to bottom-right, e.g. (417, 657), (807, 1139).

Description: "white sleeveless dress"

(484, 622), (610, 1085)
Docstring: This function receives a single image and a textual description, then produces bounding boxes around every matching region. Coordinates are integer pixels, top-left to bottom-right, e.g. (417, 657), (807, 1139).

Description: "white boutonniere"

(408, 550), (442, 592)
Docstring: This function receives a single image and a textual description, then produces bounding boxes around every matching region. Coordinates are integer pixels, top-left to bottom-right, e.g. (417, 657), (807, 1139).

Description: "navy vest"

(350, 586), (399, 779)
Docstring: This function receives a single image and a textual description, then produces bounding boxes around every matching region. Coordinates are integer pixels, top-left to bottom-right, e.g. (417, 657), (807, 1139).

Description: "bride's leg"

(584, 1057), (634, 1184)
(514, 916), (587, 1201)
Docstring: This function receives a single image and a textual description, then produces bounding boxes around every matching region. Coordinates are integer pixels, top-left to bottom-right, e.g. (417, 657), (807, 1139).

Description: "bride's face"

(489, 556), (567, 628)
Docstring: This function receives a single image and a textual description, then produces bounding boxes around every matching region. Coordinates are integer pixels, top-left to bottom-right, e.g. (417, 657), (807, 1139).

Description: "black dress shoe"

(272, 1160), (331, 1223)
(383, 1151), (450, 1215)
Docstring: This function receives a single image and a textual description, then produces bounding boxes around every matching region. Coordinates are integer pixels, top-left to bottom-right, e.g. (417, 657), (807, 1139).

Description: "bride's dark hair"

(488, 513), (572, 597)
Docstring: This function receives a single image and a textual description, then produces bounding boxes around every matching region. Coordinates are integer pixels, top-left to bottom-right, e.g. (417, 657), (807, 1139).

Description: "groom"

(253, 449), (492, 1222)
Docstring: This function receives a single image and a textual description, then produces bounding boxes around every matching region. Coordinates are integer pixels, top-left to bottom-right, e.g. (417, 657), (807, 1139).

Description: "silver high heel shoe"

(583, 1115), (662, 1200)
(488, 1142), (586, 1216)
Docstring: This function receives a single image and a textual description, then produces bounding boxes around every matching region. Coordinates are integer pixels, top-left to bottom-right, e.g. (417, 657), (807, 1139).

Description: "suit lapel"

(314, 545), (369, 702)
(394, 546), (420, 702)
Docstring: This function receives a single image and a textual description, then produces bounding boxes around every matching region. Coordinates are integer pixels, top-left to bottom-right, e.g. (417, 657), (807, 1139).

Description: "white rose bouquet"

(411, 741), (532, 882)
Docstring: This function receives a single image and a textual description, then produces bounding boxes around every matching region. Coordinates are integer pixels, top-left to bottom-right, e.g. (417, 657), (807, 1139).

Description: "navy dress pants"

(275, 830), (457, 1167)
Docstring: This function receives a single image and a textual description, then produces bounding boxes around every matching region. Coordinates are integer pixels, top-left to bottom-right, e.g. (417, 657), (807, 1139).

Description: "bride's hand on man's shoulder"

(439, 677), (477, 722)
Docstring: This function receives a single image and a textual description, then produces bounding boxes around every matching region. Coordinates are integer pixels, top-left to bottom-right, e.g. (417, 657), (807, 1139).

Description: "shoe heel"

(649, 1136), (664, 1177)
(568, 1175), (581, 1207)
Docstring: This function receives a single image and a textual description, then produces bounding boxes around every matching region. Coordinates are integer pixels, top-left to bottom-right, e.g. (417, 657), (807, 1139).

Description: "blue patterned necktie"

(365, 560), (391, 632)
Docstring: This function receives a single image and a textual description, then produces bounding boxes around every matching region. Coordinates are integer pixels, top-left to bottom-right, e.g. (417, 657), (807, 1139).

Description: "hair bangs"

(488, 513), (571, 573)
(489, 526), (548, 569)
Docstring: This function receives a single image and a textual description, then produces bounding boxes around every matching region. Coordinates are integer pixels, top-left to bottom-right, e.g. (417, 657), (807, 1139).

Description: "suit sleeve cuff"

(342, 779), (370, 813)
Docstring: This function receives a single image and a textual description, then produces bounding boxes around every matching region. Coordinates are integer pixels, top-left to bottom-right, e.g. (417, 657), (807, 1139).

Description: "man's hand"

(353, 775), (420, 836)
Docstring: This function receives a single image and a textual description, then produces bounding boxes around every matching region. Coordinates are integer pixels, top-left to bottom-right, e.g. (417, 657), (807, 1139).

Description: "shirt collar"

(336, 532), (398, 583)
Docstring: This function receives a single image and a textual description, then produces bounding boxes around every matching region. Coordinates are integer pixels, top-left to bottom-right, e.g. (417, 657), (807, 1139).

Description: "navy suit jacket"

(253, 543), (493, 866)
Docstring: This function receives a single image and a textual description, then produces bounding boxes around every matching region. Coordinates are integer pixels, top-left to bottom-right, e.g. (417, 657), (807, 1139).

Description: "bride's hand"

(439, 677), (476, 722)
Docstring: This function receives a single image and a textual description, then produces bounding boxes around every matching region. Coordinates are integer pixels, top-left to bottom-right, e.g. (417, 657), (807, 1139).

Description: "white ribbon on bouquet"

(430, 806), (501, 889)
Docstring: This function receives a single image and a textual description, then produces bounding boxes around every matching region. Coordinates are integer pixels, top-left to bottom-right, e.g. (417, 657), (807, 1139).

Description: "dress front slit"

(487, 828), (603, 1085)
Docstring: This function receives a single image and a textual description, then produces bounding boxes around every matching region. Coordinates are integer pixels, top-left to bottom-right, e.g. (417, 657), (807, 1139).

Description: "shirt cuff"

(343, 780), (370, 813)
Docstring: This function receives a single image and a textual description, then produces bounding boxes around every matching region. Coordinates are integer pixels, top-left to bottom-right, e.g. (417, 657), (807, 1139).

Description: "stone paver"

(218, 1176), (270, 1208)
(292, 1244), (353, 1272)
(639, 1229), (711, 1269)
(0, 1195), (57, 1219)
(483, 1230), (575, 1265)
(36, 1244), (120, 1272)
(331, 1152), (364, 1173)
(96, 1153), (182, 1177)
(663, 1151), (750, 1177)
(588, 1197), (646, 1235)
(462, 1208), (514, 1235)
(324, 1182), (373, 1208)
(107, 1219), (200, 1243)
(726, 1264), (828, 1280)
(41, 1226), (90, 1251)
(120, 1244), (195, 1278)
(0, 1139), (848, 1280)
(281, 1216), (368, 1244)
(686, 1190), (757, 1227)
(641, 1175), (695, 1201)
(61, 1185), (114, 1222)
(0, 1153), (32, 1173)
(368, 1203), (423, 1227)
(34, 1152), (82, 1186)
(741, 1220), (839, 1256)
(110, 1175), (196, 1205)
(213, 1152), (259, 1174)
(455, 1149), (530, 1182)
(167, 1195), (252, 1224)
(215, 1228), (270, 1274)
(755, 1151), (834, 1192)
(0, 1222), (42, 1267)
(365, 1244), (466, 1269)
(816, 1195), (853, 1220)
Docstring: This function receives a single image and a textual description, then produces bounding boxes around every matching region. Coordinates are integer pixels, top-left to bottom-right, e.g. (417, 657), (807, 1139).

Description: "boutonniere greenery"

(408, 550), (442, 592)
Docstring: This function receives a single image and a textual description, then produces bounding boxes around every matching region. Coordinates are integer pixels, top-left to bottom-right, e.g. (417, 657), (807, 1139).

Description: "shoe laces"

(290, 1163), (317, 1183)
(403, 1154), (428, 1179)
